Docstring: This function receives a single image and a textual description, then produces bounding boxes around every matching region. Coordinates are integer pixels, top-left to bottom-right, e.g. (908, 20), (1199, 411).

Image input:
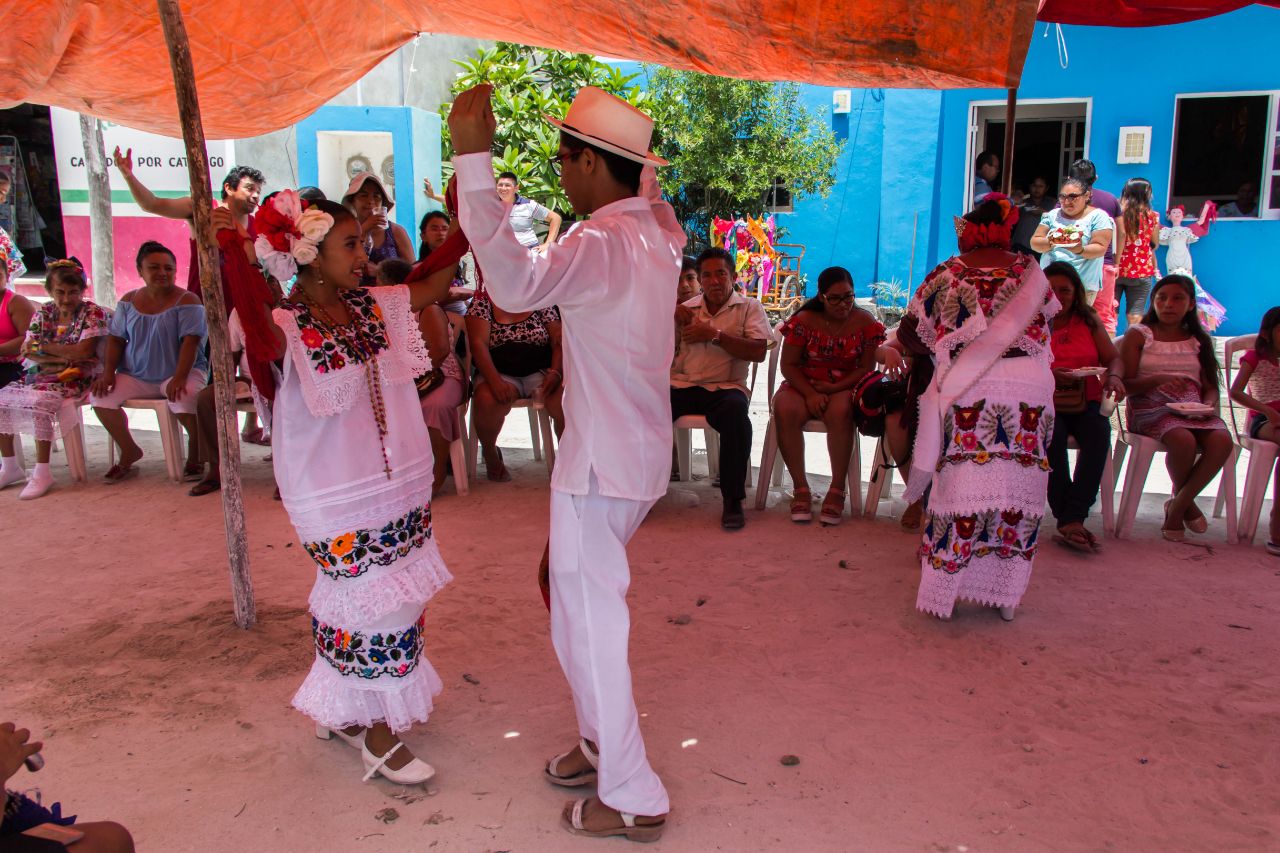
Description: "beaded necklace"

(297, 283), (393, 479)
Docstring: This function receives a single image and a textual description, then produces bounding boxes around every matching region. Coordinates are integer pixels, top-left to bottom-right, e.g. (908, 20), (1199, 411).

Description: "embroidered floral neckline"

(289, 289), (389, 375)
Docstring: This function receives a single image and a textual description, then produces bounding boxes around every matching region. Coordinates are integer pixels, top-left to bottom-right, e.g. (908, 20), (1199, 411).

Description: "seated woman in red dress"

(771, 266), (884, 526)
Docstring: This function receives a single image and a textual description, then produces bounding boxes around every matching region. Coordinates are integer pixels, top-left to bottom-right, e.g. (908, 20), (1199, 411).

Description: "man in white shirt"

(497, 171), (564, 251)
(671, 248), (771, 528)
(450, 83), (683, 842)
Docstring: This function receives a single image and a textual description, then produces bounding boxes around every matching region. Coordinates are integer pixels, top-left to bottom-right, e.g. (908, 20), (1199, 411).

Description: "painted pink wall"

(63, 214), (193, 298)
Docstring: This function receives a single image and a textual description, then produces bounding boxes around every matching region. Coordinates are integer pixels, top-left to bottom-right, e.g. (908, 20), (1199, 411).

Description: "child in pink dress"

(1228, 306), (1280, 554)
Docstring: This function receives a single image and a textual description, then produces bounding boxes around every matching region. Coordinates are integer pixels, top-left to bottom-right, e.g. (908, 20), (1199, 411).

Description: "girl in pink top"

(1228, 306), (1280, 554)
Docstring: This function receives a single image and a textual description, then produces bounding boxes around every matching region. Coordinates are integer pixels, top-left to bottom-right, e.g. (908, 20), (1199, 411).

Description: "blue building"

(632, 6), (1278, 336)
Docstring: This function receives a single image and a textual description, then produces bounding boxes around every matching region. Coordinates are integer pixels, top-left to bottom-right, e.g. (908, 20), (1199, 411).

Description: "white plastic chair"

(1217, 334), (1277, 545)
(672, 359), (761, 485)
(462, 331), (555, 483)
(862, 433), (901, 520)
(1112, 392), (1237, 542)
(11, 397), (90, 483)
(1068, 434), (1116, 535)
(105, 399), (186, 482)
(753, 322), (862, 517)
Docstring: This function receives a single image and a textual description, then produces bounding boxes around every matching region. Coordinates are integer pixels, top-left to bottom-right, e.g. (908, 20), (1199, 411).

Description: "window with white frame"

(1170, 91), (1278, 219)
(764, 178), (793, 213)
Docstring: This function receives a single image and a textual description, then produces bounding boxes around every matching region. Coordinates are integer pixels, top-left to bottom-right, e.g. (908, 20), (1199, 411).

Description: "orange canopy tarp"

(1, 1), (1038, 139)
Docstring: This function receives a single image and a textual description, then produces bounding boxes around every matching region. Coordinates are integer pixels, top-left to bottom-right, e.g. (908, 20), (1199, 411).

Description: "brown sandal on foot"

(562, 797), (666, 842)
(819, 488), (846, 526)
(545, 739), (598, 787)
(790, 487), (813, 523)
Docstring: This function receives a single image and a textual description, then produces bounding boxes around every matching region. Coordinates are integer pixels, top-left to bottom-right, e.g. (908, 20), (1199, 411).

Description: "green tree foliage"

(442, 45), (841, 246)
(643, 69), (842, 249)
(444, 44), (647, 213)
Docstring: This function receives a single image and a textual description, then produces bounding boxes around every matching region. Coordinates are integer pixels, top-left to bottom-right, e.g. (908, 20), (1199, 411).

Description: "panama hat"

(545, 86), (668, 167)
(342, 172), (395, 210)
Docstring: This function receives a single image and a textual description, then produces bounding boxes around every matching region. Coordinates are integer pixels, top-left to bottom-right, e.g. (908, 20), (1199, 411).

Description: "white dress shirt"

(455, 152), (687, 501)
(670, 290), (772, 393)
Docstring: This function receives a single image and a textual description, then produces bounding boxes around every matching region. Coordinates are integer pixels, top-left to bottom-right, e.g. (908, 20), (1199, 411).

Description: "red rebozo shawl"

(217, 182), (470, 399)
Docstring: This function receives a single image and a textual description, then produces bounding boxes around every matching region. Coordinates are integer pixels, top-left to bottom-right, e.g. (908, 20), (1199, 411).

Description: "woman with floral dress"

(898, 195), (1059, 622)
(772, 266), (884, 525)
(0, 261), (110, 499)
(214, 188), (464, 786)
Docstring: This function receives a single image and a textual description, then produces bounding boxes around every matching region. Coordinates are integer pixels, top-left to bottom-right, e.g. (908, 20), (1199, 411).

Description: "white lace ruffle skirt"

(916, 358), (1054, 617)
(292, 598), (444, 733)
(0, 386), (70, 442)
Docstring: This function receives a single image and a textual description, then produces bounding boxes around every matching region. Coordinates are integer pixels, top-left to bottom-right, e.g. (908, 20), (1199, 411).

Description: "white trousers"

(549, 474), (668, 817)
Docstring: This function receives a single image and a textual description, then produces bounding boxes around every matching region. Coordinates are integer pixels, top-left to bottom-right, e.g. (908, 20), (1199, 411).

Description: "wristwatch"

(712, 330), (723, 346)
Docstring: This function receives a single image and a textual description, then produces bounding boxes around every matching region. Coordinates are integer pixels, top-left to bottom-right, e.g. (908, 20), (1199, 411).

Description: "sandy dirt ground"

(4, 395), (1279, 853)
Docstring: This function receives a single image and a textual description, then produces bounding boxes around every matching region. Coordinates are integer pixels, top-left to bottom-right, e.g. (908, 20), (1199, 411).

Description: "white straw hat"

(545, 86), (667, 167)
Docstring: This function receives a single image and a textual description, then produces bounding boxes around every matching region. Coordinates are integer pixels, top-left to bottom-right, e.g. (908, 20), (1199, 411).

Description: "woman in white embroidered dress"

(214, 192), (460, 786)
(897, 195), (1059, 622)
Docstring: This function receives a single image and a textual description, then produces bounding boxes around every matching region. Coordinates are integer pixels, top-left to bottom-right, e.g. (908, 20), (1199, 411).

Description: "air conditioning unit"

(832, 90), (852, 114)
(1117, 126), (1152, 164)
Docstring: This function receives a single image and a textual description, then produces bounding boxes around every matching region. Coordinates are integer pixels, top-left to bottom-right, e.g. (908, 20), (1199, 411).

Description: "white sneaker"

(0, 466), (26, 489)
(18, 475), (52, 500)
(361, 740), (435, 785)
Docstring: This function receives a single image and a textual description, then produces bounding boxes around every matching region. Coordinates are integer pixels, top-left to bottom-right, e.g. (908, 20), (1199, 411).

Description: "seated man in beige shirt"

(671, 247), (771, 529)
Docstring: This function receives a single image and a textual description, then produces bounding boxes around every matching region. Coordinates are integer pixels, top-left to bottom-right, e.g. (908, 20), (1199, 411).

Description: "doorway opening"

(966, 99), (1090, 205)
(0, 105), (65, 277)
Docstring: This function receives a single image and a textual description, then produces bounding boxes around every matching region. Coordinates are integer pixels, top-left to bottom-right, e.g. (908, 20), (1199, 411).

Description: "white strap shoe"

(315, 723), (364, 750)
(361, 740), (435, 785)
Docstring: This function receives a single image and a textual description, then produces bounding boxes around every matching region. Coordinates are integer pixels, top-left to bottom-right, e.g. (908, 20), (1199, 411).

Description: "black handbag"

(852, 370), (908, 436)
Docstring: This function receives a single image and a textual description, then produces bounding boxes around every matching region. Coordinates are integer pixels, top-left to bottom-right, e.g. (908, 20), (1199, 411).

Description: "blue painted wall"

(296, 106), (442, 253)
(627, 10), (1277, 333)
(930, 7), (1279, 336)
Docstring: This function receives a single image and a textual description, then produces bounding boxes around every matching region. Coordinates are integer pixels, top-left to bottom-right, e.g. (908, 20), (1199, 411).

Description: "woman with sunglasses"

(772, 266), (884, 525)
(1031, 177), (1114, 306)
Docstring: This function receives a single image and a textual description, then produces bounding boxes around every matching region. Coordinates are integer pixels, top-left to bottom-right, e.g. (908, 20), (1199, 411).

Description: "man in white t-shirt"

(497, 171), (563, 251)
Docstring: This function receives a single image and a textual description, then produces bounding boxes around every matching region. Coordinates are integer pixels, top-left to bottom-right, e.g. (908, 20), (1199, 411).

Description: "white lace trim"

(284, 464), (434, 540)
(373, 286), (433, 381)
(915, 549), (1037, 617)
(909, 259), (1056, 363)
(0, 386), (70, 442)
(275, 285), (432, 419)
(309, 544), (454, 626)
(292, 654), (443, 734)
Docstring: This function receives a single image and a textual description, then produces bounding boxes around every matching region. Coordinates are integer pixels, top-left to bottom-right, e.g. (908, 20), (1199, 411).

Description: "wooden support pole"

(1001, 87), (1017, 195)
(156, 0), (256, 629)
(79, 115), (116, 309)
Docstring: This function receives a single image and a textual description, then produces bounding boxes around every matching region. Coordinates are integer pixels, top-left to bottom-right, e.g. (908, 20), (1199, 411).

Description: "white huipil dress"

(273, 285), (452, 733)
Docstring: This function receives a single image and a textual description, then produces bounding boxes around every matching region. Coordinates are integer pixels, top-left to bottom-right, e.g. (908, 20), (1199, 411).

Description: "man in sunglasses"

(451, 83), (684, 841)
(671, 247), (771, 529)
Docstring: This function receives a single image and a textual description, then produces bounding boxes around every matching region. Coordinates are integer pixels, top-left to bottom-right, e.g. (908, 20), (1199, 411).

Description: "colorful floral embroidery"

(940, 399), (1053, 471)
(911, 254), (1055, 355)
(312, 612), (425, 679)
(919, 508), (1042, 573)
(288, 288), (389, 374)
(303, 504), (433, 580)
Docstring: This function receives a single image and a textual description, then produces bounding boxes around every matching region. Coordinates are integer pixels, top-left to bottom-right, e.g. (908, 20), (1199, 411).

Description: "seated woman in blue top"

(90, 241), (208, 483)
